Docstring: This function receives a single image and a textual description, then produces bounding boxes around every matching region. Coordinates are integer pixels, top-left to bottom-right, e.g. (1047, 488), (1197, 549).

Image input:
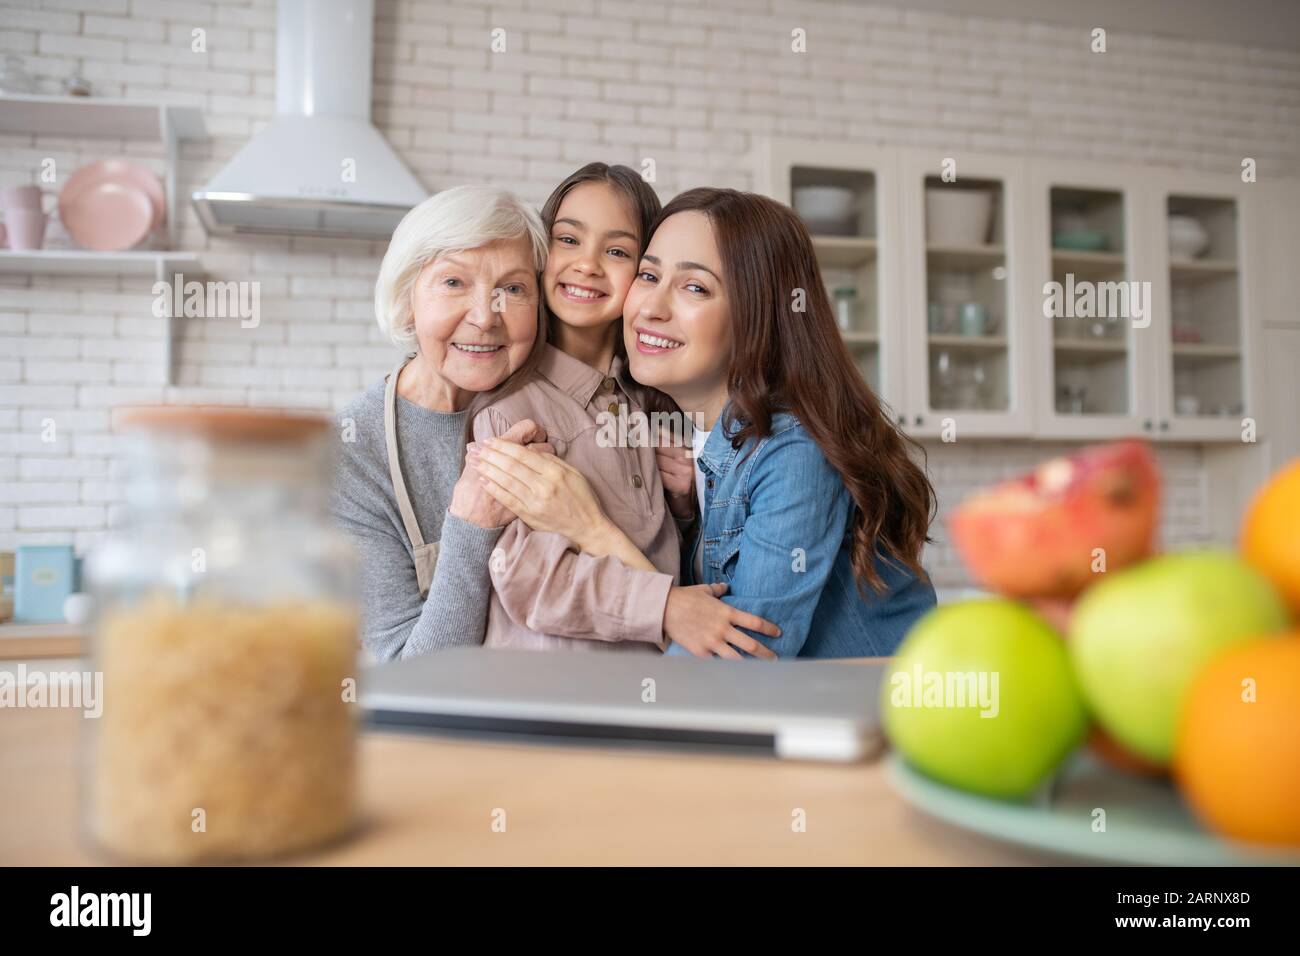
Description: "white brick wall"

(2, 0), (1298, 583)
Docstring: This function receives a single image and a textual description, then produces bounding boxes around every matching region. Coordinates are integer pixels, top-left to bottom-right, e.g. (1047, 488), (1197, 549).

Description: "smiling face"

(623, 210), (734, 417)
(408, 236), (539, 405)
(543, 181), (641, 334)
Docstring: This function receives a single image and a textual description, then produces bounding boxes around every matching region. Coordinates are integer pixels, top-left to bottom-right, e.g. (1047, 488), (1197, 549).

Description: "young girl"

(478, 187), (937, 657)
(467, 164), (779, 657)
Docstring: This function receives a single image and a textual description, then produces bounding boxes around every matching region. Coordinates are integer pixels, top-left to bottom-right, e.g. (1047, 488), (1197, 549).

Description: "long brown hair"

(463, 162), (664, 447)
(652, 187), (936, 593)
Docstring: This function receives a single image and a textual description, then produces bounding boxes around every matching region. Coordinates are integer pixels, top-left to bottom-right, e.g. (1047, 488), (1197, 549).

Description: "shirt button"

(707, 478), (714, 488)
(603, 377), (616, 392)
(607, 401), (618, 415)
(632, 474), (643, 489)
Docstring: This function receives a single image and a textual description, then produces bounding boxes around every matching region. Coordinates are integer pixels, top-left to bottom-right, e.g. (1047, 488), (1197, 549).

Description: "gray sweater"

(331, 378), (502, 662)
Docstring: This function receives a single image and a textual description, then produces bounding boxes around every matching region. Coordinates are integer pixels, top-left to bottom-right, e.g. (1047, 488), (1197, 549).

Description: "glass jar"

(832, 286), (859, 332)
(83, 406), (359, 863)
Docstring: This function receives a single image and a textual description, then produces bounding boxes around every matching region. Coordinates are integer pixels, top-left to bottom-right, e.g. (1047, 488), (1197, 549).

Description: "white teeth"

(563, 284), (602, 300)
(454, 343), (501, 353)
(638, 332), (682, 350)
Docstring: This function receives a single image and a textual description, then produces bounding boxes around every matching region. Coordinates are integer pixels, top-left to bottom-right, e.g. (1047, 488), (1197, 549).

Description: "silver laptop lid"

(362, 647), (886, 762)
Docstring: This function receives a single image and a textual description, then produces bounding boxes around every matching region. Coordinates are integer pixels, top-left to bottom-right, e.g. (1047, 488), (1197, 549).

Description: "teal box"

(14, 545), (77, 623)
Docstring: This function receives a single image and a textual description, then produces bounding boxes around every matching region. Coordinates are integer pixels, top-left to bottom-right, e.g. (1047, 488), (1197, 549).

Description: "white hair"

(374, 185), (548, 350)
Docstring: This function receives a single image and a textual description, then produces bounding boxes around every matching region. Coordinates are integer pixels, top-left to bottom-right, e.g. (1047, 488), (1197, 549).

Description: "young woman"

(476, 187), (937, 657)
(466, 165), (779, 657)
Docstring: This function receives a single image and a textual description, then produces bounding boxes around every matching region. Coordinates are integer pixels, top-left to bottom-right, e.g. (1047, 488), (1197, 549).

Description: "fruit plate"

(887, 751), (1300, 866)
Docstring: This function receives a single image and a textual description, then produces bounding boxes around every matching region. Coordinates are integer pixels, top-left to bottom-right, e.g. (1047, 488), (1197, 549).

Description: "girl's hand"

(656, 442), (696, 519)
(663, 583), (781, 659)
(469, 435), (612, 551)
(450, 419), (551, 529)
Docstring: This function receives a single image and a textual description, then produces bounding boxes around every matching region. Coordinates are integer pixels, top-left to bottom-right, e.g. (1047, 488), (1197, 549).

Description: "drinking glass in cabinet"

(833, 286), (860, 332)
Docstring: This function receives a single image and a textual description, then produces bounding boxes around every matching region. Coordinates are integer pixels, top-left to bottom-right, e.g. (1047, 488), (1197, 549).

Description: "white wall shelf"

(0, 93), (204, 141)
(0, 94), (208, 388)
(0, 250), (198, 277)
(812, 236), (877, 267)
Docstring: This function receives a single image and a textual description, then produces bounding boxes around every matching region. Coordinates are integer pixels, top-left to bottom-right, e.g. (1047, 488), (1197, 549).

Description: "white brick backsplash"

(0, 482), (80, 505)
(84, 14), (164, 41)
(38, 32), (126, 61)
(24, 361), (112, 383)
(19, 458), (109, 481)
(0, 431), (70, 455)
(0, 384), (78, 407)
(17, 505), (106, 530)
(19, 409), (111, 432)
(1, 0), (1295, 565)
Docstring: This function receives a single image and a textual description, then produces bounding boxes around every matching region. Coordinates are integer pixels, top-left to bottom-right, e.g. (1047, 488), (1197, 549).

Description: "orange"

(1174, 638), (1300, 847)
(1242, 458), (1300, 619)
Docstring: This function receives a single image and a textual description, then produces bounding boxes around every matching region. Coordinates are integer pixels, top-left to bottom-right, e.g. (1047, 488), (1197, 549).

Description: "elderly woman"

(332, 185), (558, 661)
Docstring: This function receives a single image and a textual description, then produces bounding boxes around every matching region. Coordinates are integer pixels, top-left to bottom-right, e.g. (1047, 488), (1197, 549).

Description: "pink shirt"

(473, 344), (679, 653)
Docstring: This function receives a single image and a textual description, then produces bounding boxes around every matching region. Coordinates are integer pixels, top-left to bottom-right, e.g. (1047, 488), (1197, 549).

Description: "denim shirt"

(667, 406), (937, 659)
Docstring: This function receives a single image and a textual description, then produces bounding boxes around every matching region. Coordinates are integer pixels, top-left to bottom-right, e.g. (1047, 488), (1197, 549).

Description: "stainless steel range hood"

(192, 0), (426, 239)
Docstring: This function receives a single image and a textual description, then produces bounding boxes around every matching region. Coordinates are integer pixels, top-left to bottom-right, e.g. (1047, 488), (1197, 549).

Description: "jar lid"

(113, 405), (332, 443)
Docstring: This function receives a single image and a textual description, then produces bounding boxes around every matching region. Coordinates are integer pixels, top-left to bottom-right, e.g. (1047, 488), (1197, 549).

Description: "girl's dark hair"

(648, 187), (936, 593)
(463, 163), (663, 448)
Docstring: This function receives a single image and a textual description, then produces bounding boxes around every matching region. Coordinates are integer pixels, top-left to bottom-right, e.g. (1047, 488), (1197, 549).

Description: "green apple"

(882, 599), (1088, 799)
(1070, 550), (1288, 765)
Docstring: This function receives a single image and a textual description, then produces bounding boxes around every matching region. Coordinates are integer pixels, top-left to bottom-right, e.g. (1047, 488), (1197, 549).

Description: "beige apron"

(384, 355), (439, 598)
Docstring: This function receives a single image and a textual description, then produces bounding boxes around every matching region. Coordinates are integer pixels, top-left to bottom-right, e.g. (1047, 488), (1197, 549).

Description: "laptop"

(362, 647), (887, 762)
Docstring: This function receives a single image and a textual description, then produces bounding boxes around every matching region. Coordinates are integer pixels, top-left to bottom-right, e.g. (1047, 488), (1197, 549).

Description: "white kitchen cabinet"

(757, 139), (1285, 445)
(1261, 328), (1300, 470)
(1257, 180), (1300, 330)
(895, 148), (1036, 439)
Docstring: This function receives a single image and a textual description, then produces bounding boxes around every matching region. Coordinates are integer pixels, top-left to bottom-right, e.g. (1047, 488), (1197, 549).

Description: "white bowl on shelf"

(1167, 214), (1210, 262)
(926, 187), (994, 246)
(793, 185), (856, 235)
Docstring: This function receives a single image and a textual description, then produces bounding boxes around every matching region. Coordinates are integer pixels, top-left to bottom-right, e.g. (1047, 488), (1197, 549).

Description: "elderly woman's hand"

(450, 419), (552, 529)
(468, 436), (612, 551)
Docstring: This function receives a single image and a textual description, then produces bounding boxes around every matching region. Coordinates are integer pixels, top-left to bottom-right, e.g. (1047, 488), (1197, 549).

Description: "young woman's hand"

(663, 583), (781, 659)
(655, 442), (696, 519)
(450, 419), (552, 529)
(469, 435), (613, 551)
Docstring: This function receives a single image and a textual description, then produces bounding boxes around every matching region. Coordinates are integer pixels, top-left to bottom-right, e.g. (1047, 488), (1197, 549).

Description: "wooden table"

(0, 661), (1055, 866)
(0, 623), (84, 660)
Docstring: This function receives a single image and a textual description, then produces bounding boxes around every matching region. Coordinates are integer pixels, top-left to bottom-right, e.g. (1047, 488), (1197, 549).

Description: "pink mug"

(1, 184), (49, 212)
(3, 209), (47, 250)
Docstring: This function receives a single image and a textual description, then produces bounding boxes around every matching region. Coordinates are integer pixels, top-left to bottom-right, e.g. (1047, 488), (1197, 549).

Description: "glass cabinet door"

(1047, 185), (1135, 419)
(788, 165), (882, 393)
(922, 175), (1010, 415)
(899, 151), (1032, 437)
(1163, 193), (1246, 430)
(1029, 161), (1150, 440)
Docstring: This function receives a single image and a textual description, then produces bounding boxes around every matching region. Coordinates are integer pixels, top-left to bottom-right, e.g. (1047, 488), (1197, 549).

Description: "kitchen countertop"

(0, 666), (1055, 866)
(0, 623), (84, 660)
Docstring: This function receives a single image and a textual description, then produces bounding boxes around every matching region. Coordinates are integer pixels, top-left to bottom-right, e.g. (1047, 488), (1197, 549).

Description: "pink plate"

(59, 159), (165, 251)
